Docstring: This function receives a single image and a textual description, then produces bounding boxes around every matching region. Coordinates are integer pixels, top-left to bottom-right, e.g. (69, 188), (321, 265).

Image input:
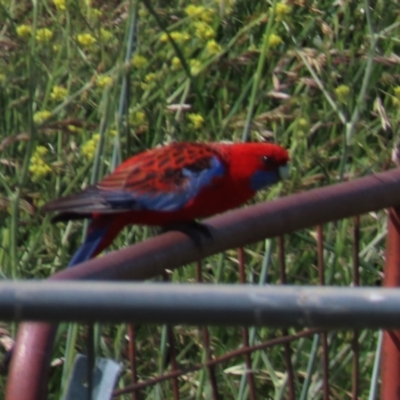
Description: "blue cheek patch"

(250, 170), (280, 191)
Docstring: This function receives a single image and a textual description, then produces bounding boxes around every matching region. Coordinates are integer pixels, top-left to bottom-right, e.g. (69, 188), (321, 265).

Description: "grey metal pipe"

(1, 281), (399, 329)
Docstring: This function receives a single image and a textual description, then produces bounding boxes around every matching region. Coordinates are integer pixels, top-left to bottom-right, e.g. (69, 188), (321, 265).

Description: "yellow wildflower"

(185, 5), (214, 23)
(206, 39), (222, 55)
(97, 75), (113, 88)
(68, 125), (80, 132)
(268, 33), (283, 47)
(160, 32), (169, 43)
(140, 73), (157, 90)
(30, 146), (52, 182)
(130, 111), (146, 126)
(194, 21), (215, 40)
(138, 6), (148, 18)
(144, 73), (157, 83)
(100, 29), (113, 42)
(36, 28), (53, 43)
(92, 8), (102, 17)
(171, 31), (190, 42)
(170, 31), (184, 41)
(81, 134), (100, 160)
(181, 32), (190, 41)
(298, 118), (308, 129)
(392, 98), (400, 107)
(131, 54), (148, 68)
(392, 87), (400, 106)
(53, 0), (66, 11)
(16, 24), (32, 39)
(171, 56), (181, 69)
(275, 3), (291, 21)
(199, 9), (214, 24)
(77, 33), (96, 48)
(187, 113), (204, 129)
(190, 59), (202, 75)
(185, 5), (202, 17)
(33, 110), (52, 124)
(50, 85), (68, 101)
(160, 31), (190, 43)
(335, 84), (350, 103)
(35, 146), (48, 157)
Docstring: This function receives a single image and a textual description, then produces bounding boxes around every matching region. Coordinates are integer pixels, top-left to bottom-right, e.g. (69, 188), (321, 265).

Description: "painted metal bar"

(167, 325), (179, 400)
(0, 282), (400, 327)
(278, 236), (295, 400)
(7, 167), (400, 400)
(238, 247), (257, 400)
(127, 325), (139, 400)
(195, 261), (220, 400)
(352, 216), (360, 399)
(382, 207), (400, 399)
(162, 272), (179, 400)
(317, 225), (330, 400)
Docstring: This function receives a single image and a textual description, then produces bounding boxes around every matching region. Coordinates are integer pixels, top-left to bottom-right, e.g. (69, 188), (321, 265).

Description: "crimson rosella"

(43, 141), (289, 267)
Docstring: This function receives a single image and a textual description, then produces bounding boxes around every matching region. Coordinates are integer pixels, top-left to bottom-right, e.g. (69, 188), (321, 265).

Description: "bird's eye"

(262, 156), (276, 167)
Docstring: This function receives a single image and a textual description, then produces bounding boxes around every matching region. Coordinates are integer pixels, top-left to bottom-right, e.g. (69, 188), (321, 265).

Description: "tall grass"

(1, 0), (399, 397)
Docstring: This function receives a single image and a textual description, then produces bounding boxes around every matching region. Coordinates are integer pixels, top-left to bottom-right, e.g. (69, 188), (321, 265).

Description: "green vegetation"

(0, 0), (399, 398)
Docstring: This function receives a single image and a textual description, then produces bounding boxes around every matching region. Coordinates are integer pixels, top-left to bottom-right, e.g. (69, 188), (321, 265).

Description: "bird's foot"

(161, 221), (212, 248)
(0, 348), (13, 375)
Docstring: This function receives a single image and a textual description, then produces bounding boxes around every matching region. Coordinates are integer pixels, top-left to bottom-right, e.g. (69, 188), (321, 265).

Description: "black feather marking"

(185, 158), (212, 173)
(51, 212), (92, 223)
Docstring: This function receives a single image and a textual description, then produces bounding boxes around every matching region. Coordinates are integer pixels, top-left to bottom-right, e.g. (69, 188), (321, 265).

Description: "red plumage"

(43, 142), (289, 265)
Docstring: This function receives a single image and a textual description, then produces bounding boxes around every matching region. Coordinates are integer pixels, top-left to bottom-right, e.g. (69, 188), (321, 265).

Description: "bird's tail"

(68, 224), (109, 267)
(68, 217), (121, 268)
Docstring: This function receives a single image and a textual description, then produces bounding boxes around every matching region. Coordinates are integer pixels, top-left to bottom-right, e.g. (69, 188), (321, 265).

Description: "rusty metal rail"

(382, 207), (400, 398)
(6, 167), (400, 400)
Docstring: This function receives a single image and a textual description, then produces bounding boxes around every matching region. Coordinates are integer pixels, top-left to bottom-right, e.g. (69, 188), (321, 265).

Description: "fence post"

(382, 207), (400, 399)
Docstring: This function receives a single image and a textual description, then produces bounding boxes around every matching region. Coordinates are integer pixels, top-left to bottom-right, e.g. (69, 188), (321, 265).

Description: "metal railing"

(5, 167), (400, 399)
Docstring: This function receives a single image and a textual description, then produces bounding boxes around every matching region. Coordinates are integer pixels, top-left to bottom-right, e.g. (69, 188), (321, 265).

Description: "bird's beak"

(278, 165), (289, 180)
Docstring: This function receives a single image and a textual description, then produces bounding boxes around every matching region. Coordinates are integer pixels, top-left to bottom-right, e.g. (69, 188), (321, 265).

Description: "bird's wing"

(43, 143), (226, 217)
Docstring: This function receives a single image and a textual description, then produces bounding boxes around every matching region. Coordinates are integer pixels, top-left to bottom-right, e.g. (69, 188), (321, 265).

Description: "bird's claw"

(161, 221), (213, 248)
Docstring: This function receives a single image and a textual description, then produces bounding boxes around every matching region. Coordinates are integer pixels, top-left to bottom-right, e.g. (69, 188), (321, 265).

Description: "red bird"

(43, 142), (289, 267)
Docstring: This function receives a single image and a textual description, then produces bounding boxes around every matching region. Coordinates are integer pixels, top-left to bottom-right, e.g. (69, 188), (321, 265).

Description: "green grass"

(1, 0), (399, 398)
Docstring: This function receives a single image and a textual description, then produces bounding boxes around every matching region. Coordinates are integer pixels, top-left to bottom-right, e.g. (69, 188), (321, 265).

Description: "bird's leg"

(160, 221), (212, 248)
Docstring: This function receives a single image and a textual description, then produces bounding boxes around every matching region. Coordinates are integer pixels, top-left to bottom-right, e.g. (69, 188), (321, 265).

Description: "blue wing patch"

(102, 156), (225, 212)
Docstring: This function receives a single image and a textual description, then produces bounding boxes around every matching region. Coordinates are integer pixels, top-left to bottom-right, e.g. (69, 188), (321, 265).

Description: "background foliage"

(1, 0), (399, 398)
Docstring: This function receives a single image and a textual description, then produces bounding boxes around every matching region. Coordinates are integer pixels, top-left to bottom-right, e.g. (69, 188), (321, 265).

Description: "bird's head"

(229, 142), (289, 191)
